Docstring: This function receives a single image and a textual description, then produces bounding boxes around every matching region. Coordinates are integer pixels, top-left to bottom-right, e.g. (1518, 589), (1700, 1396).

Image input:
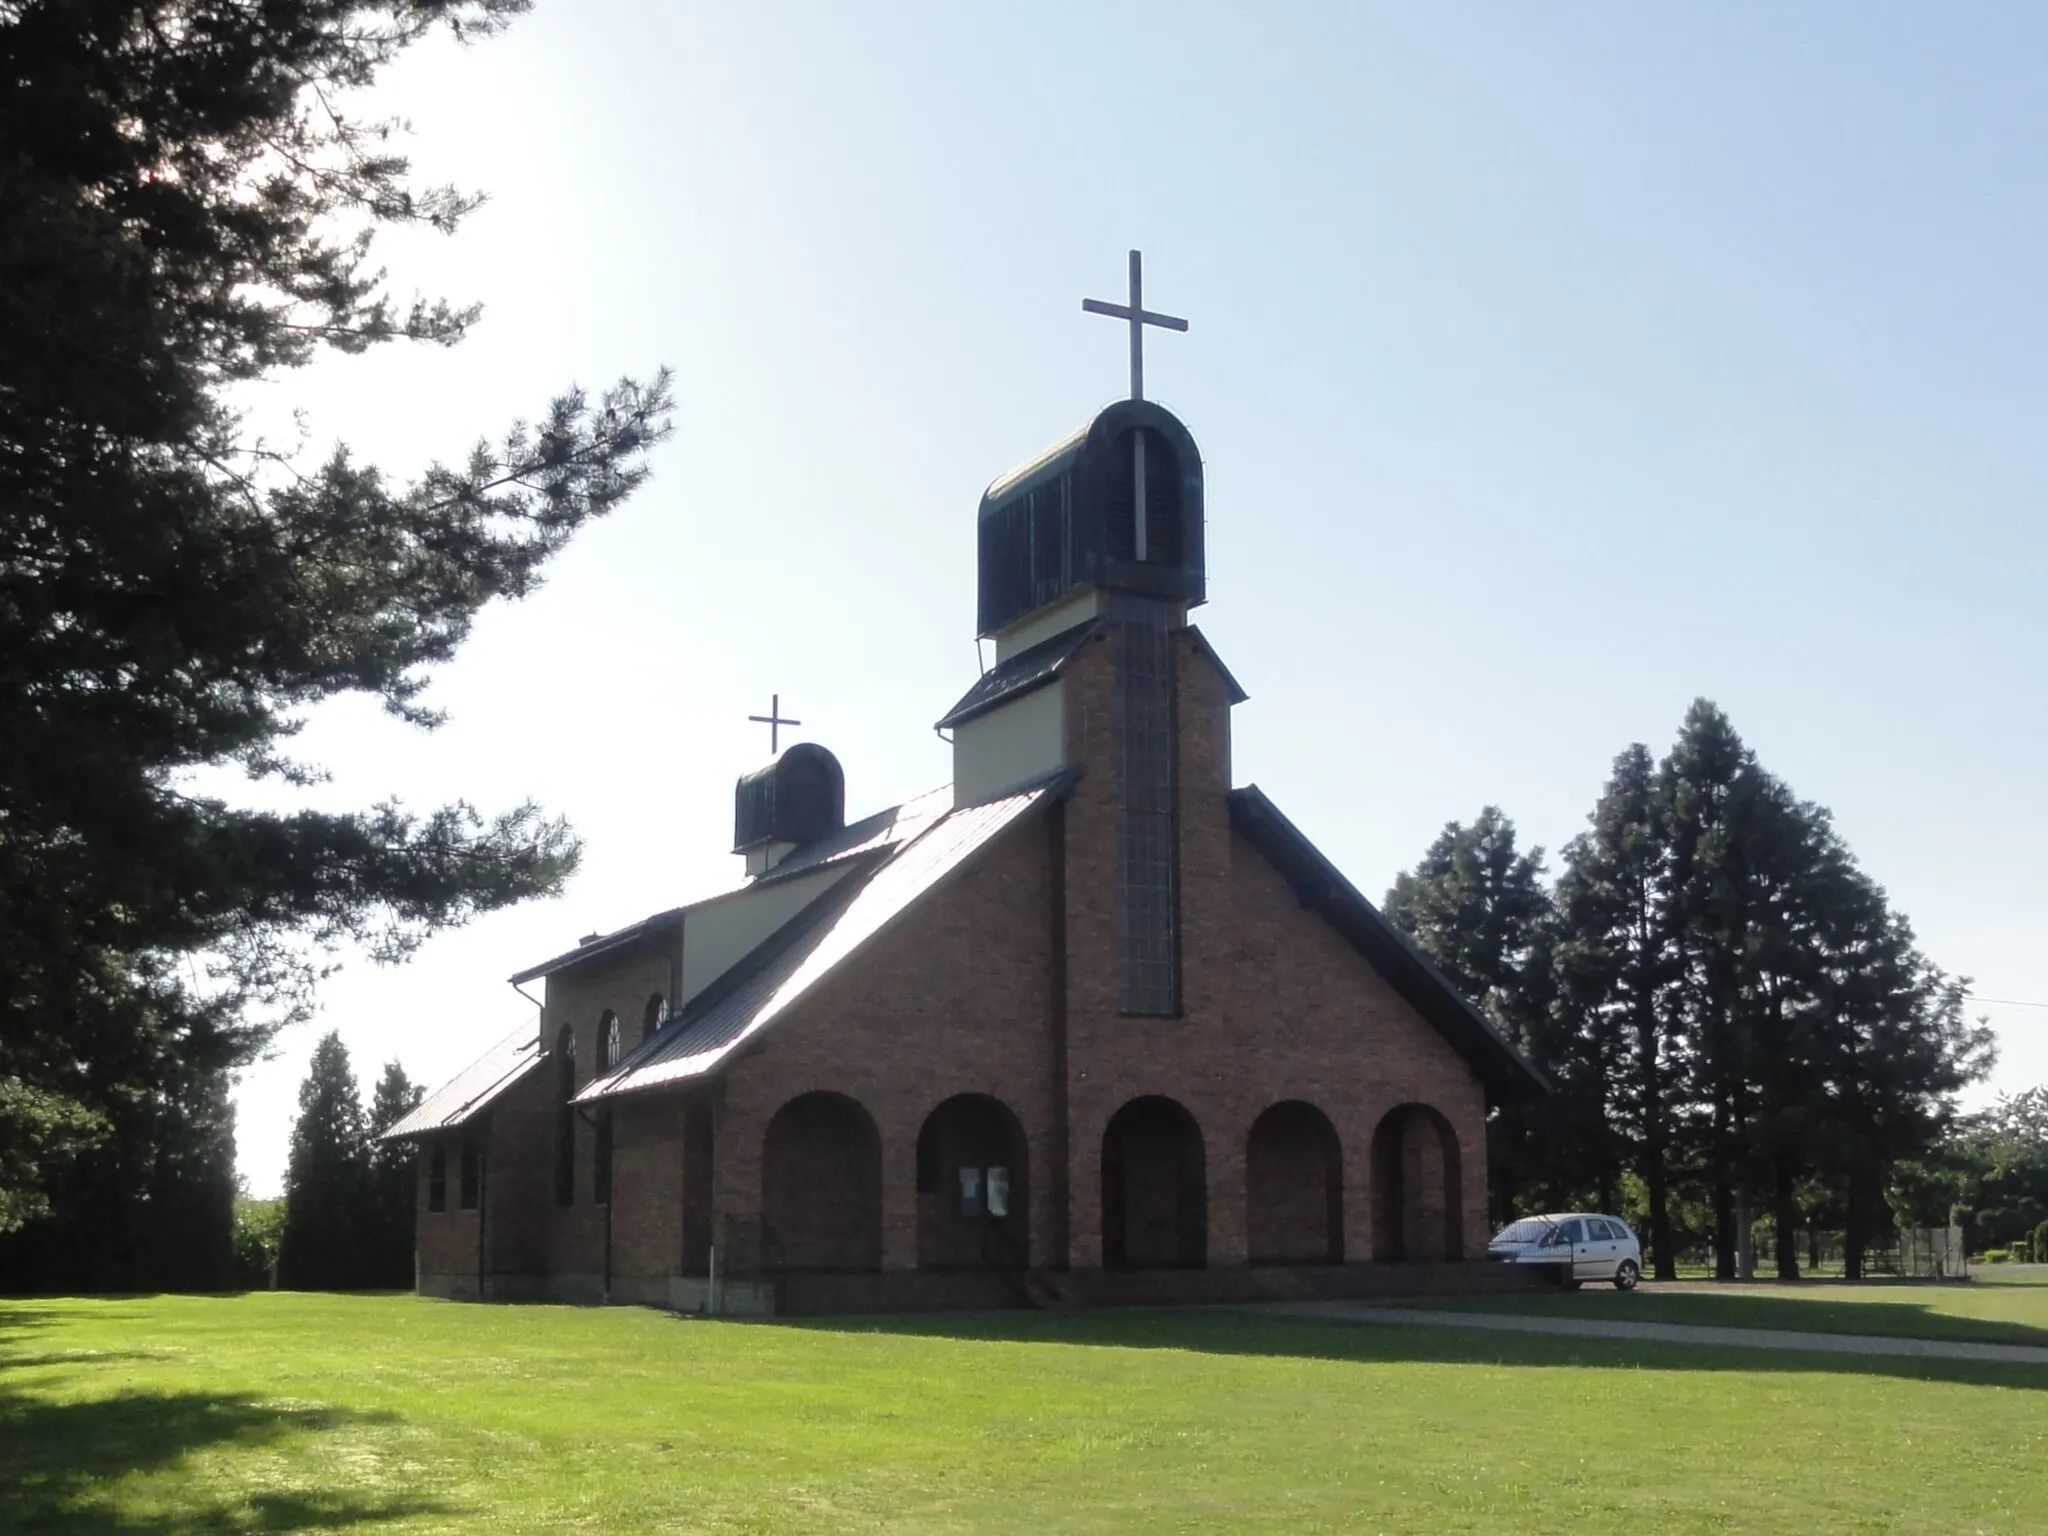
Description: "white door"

(1584, 1219), (1620, 1279)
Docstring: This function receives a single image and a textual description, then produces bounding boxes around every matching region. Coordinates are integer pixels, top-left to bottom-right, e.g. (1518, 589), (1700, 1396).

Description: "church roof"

(508, 908), (684, 987)
(379, 1022), (543, 1141)
(576, 771), (1074, 1104)
(935, 621), (1101, 729)
(1227, 787), (1550, 1104)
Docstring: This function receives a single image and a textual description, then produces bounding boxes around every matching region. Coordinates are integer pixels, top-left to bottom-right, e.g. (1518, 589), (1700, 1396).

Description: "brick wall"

(424, 615), (1499, 1304)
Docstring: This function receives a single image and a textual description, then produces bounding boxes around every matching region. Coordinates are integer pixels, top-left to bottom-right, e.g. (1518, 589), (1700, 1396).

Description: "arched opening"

(598, 1010), (621, 1072)
(761, 1091), (882, 1272)
(1246, 1100), (1343, 1264)
(1102, 1096), (1206, 1269)
(1370, 1104), (1464, 1261)
(914, 1094), (1029, 1271)
(553, 1026), (576, 1207)
(641, 993), (667, 1044)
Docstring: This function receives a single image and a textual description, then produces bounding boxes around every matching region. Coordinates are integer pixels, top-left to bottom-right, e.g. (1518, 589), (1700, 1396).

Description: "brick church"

(385, 269), (1545, 1312)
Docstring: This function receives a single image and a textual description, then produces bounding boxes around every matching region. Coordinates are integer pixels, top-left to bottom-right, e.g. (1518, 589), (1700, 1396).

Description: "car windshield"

(1494, 1219), (1553, 1244)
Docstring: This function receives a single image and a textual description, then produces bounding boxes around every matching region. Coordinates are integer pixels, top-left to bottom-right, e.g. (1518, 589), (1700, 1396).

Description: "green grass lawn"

(1425, 1269), (2048, 1348)
(4, 1293), (2046, 1534)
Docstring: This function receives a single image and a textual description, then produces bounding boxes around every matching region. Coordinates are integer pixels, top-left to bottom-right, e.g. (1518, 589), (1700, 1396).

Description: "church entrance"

(1246, 1100), (1343, 1264)
(1101, 1096), (1206, 1269)
(1370, 1104), (1463, 1261)
(915, 1095), (1028, 1271)
(761, 1092), (882, 1272)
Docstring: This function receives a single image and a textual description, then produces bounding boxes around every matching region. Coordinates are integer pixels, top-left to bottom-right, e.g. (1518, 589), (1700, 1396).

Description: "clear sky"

(227, 2), (2048, 1194)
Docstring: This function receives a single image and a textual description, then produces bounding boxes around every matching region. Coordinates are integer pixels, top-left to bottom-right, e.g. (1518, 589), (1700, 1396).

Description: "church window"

(459, 1142), (483, 1210)
(594, 1113), (613, 1206)
(554, 1025), (576, 1206)
(641, 993), (667, 1044)
(599, 1009), (621, 1072)
(427, 1145), (447, 1212)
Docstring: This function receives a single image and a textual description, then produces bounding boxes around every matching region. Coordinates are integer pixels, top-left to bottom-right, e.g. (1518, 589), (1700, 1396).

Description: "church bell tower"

(941, 251), (1203, 1016)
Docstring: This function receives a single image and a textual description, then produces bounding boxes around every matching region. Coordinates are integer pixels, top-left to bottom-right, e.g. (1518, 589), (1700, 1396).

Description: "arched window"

(599, 1010), (621, 1072)
(554, 1025), (576, 1206)
(641, 992), (667, 1044)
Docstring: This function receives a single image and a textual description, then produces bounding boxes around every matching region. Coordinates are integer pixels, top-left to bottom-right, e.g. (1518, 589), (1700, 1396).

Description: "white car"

(1488, 1213), (1643, 1290)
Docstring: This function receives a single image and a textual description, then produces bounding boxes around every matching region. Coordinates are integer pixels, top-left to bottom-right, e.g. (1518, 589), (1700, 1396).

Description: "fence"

(1691, 1227), (1969, 1279)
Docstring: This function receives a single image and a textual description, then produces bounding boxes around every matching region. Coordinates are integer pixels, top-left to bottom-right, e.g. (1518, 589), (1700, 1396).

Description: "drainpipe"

(577, 1103), (613, 1303)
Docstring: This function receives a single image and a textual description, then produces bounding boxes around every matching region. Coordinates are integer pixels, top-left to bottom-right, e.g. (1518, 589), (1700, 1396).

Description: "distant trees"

(1386, 699), (1995, 1277)
(277, 1033), (420, 1291)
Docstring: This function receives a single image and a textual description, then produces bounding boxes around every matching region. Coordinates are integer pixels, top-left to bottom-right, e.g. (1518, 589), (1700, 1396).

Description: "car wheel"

(1613, 1259), (1641, 1291)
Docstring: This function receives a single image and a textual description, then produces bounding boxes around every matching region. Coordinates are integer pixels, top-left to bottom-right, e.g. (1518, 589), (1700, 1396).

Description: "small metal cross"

(1082, 249), (1188, 404)
(1082, 251), (1188, 560)
(747, 693), (800, 754)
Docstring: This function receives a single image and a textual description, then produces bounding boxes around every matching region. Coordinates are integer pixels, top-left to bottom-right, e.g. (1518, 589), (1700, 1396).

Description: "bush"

(2035, 1220), (2048, 1265)
(1981, 1248), (2009, 1264)
(232, 1198), (283, 1289)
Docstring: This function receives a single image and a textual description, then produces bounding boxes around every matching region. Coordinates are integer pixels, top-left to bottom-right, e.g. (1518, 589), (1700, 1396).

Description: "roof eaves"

(507, 908), (685, 986)
(1227, 786), (1549, 1102)
(1185, 625), (1250, 704)
(935, 621), (1102, 730)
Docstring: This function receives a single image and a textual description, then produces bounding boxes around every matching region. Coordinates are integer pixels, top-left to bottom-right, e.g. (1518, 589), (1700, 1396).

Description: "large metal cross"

(1082, 249), (1188, 402)
(747, 693), (800, 754)
(1082, 250), (1188, 560)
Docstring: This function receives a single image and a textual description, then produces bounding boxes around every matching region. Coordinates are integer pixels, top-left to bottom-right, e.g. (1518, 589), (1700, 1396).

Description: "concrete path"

(1256, 1301), (2048, 1368)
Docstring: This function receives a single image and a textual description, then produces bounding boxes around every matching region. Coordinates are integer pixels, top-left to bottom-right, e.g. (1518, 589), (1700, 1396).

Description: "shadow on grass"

(0, 1387), (455, 1534)
(761, 1306), (2048, 1392)
(1422, 1282), (2048, 1349)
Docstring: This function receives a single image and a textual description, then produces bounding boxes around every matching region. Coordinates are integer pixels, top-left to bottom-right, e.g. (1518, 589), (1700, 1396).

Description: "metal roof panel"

(580, 773), (1070, 1102)
(379, 1022), (542, 1140)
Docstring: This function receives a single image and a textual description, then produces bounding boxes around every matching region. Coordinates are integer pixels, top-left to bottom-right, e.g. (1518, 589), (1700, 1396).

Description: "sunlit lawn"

(3, 1292), (2045, 1533)
(1427, 1268), (2048, 1349)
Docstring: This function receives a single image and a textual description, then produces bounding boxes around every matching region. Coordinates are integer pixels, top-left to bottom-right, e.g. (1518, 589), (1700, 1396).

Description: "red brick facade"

(410, 620), (1511, 1310)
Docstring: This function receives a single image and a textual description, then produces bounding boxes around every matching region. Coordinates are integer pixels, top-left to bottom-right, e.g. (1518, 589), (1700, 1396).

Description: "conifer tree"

(0, 0), (672, 1239)
(278, 1032), (369, 1290)
(1554, 744), (1680, 1276)
(1384, 808), (1563, 1218)
(366, 1061), (425, 1288)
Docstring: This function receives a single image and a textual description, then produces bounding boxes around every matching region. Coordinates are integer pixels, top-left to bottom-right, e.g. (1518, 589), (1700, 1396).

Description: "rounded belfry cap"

(975, 398), (1204, 637)
(733, 742), (846, 854)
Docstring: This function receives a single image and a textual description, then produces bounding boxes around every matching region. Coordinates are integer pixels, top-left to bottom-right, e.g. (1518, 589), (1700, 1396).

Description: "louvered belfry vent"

(976, 400), (1204, 638)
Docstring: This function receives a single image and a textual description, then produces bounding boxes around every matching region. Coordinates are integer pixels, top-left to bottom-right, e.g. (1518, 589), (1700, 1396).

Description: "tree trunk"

(1774, 1159), (1800, 1280)
(1712, 1102), (1737, 1280)
(1646, 1158), (1676, 1281)
(1637, 1002), (1677, 1280)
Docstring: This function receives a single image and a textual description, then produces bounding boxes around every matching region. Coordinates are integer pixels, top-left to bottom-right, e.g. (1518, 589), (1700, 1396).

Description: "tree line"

(1384, 698), (1998, 1280)
(0, 0), (669, 1278)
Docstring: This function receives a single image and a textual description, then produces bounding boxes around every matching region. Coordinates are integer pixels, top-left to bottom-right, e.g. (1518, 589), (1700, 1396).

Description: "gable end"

(1228, 786), (1549, 1104)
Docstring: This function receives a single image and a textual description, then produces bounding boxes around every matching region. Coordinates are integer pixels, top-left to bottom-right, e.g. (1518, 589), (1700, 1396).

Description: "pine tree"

(0, 2), (672, 1235)
(1553, 744), (1680, 1276)
(1384, 808), (1563, 1217)
(365, 1061), (425, 1288)
(278, 1032), (369, 1290)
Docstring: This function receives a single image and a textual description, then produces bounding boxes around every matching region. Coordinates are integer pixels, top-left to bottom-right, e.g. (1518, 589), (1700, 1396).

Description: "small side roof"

(379, 1022), (542, 1141)
(1227, 786), (1549, 1104)
(935, 621), (1101, 730)
(578, 770), (1074, 1104)
(508, 907), (684, 987)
